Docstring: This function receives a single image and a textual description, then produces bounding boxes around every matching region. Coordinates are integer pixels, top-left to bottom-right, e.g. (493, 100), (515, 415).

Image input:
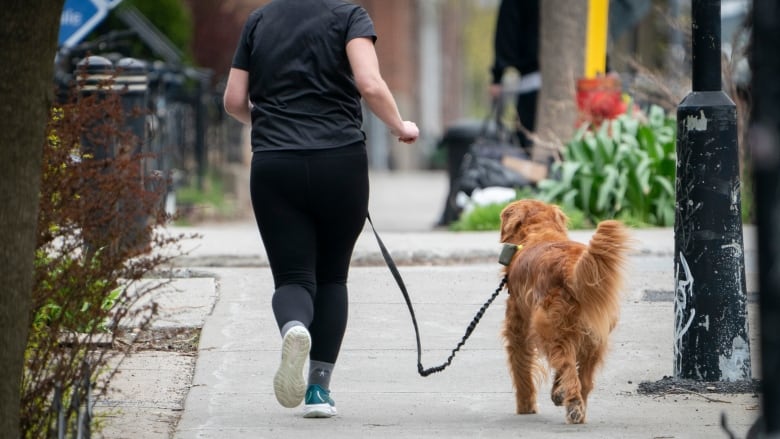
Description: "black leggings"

(249, 143), (369, 364)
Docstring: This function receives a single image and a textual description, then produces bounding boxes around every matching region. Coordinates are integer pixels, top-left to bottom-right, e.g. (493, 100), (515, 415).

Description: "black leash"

(366, 214), (508, 377)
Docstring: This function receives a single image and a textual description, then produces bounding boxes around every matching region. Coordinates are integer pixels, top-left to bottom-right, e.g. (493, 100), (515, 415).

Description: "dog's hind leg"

(503, 296), (537, 414)
(546, 340), (586, 424)
(577, 339), (607, 405)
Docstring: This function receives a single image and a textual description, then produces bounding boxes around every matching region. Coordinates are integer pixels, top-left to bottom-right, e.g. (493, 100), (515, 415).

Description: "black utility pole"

(673, 0), (751, 382)
(750, 0), (780, 434)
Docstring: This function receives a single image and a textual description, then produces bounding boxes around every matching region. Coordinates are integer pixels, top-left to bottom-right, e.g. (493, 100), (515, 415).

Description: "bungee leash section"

(367, 215), (508, 377)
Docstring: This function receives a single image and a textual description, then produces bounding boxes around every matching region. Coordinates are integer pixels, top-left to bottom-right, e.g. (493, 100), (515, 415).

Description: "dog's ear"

(500, 202), (525, 242)
(552, 205), (568, 229)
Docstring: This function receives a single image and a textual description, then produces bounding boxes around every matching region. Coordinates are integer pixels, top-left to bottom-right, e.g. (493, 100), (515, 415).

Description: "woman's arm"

(223, 68), (251, 125)
(346, 37), (418, 143)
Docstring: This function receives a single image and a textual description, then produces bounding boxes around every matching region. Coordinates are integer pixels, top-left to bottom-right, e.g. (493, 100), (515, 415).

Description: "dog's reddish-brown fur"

(499, 199), (630, 424)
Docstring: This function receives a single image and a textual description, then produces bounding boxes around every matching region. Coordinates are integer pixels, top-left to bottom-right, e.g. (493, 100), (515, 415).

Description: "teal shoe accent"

(302, 384), (337, 418)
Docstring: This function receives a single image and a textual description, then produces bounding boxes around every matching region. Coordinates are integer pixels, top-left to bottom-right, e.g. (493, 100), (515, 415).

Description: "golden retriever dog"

(499, 199), (630, 424)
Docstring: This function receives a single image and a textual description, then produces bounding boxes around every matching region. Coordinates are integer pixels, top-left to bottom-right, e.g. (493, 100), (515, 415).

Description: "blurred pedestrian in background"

(489, 0), (540, 153)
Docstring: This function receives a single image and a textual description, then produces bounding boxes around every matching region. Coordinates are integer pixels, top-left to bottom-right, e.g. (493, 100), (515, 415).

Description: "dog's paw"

(516, 401), (538, 415)
(551, 388), (565, 406)
(565, 399), (586, 424)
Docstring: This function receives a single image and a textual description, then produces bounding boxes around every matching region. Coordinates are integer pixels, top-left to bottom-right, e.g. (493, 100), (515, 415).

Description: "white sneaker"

(273, 326), (310, 408)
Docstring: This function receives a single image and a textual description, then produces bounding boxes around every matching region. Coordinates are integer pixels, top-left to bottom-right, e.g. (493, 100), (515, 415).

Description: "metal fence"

(56, 54), (246, 215)
(51, 361), (93, 439)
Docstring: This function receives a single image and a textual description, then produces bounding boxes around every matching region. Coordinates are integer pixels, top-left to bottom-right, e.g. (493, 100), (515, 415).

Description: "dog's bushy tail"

(572, 220), (631, 338)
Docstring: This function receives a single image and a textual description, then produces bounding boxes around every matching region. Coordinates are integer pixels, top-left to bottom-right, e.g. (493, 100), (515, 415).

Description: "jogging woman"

(223, 0), (419, 419)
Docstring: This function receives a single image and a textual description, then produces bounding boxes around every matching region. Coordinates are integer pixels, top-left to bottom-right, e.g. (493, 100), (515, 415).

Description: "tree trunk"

(0, 1), (63, 435)
(533, 0), (588, 162)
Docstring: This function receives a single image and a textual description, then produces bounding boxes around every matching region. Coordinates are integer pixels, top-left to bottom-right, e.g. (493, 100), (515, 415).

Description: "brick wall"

(357, 0), (418, 120)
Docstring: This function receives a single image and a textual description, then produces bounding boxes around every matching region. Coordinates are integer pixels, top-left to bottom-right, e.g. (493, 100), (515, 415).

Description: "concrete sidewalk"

(173, 265), (761, 439)
(99, 171), (763, 438)
(168, 244), (761, 438)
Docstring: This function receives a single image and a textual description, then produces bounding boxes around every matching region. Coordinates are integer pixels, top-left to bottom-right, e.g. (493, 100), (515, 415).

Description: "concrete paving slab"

(94, 351), (196, 439)
(120, 277), (218, 329)
(93, 276), (218, 438)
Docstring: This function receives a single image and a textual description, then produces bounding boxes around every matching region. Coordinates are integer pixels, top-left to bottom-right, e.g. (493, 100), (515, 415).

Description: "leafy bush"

(175, 169), (239, 224)
(536, 105), (676, 226)
(33, 252), (121, 334)
(450, 202), (506, 231)
(21, 74), (190, 436)
(451, 106), (676, 231)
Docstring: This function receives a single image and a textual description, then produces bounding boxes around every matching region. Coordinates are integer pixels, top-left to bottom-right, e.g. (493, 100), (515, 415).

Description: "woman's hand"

(393, 121), (419, 144)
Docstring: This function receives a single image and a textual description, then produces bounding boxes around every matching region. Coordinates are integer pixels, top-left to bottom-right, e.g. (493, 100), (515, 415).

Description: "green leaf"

(596, 166), (619, 213)
(653, 175), (675, 197)
(537, 179), (568, 202)
(569, 137), (591, 163)
(610, 117), (623, 141)
(560, 161), (583, 187)
(622, 114), (640, 137)
(649, 104), (666, 128)
(596, 130), (616, 166)
(562, 189), (579, 209)
(615, 168), (629, 212)
(620, 132), (640, 150)
(579, 175), (594, 213)
(634, 157), (652, 194)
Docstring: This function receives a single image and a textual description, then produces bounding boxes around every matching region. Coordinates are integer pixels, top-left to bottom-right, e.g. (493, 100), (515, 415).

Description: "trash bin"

(116, 57), (165, 199)
(436, 119), (496, 226)
(115, 57), (149, 156)
(77, 56), (153, 257)
(116, 58), (157, 254)
(77, 55), (115, 161)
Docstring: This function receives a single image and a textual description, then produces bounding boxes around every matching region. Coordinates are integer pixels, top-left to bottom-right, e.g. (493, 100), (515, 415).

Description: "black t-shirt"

(232, 0), (377, 151)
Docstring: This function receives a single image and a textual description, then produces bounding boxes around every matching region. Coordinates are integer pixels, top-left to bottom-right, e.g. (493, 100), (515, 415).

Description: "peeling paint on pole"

(719, 335), (751, 381)
(686, 110), (709, 131)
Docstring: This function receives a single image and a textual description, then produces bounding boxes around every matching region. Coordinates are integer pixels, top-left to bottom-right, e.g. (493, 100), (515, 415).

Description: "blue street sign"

(59, 0), (121, 48)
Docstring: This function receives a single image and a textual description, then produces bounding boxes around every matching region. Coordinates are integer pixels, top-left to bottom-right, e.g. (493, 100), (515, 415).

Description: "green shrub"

(536, 105), (676, 226)
(450, 202), (506, 231)
(32, 251), (121, 334)
(450, 106), (676, 232)
(175, 169), (237, 219)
